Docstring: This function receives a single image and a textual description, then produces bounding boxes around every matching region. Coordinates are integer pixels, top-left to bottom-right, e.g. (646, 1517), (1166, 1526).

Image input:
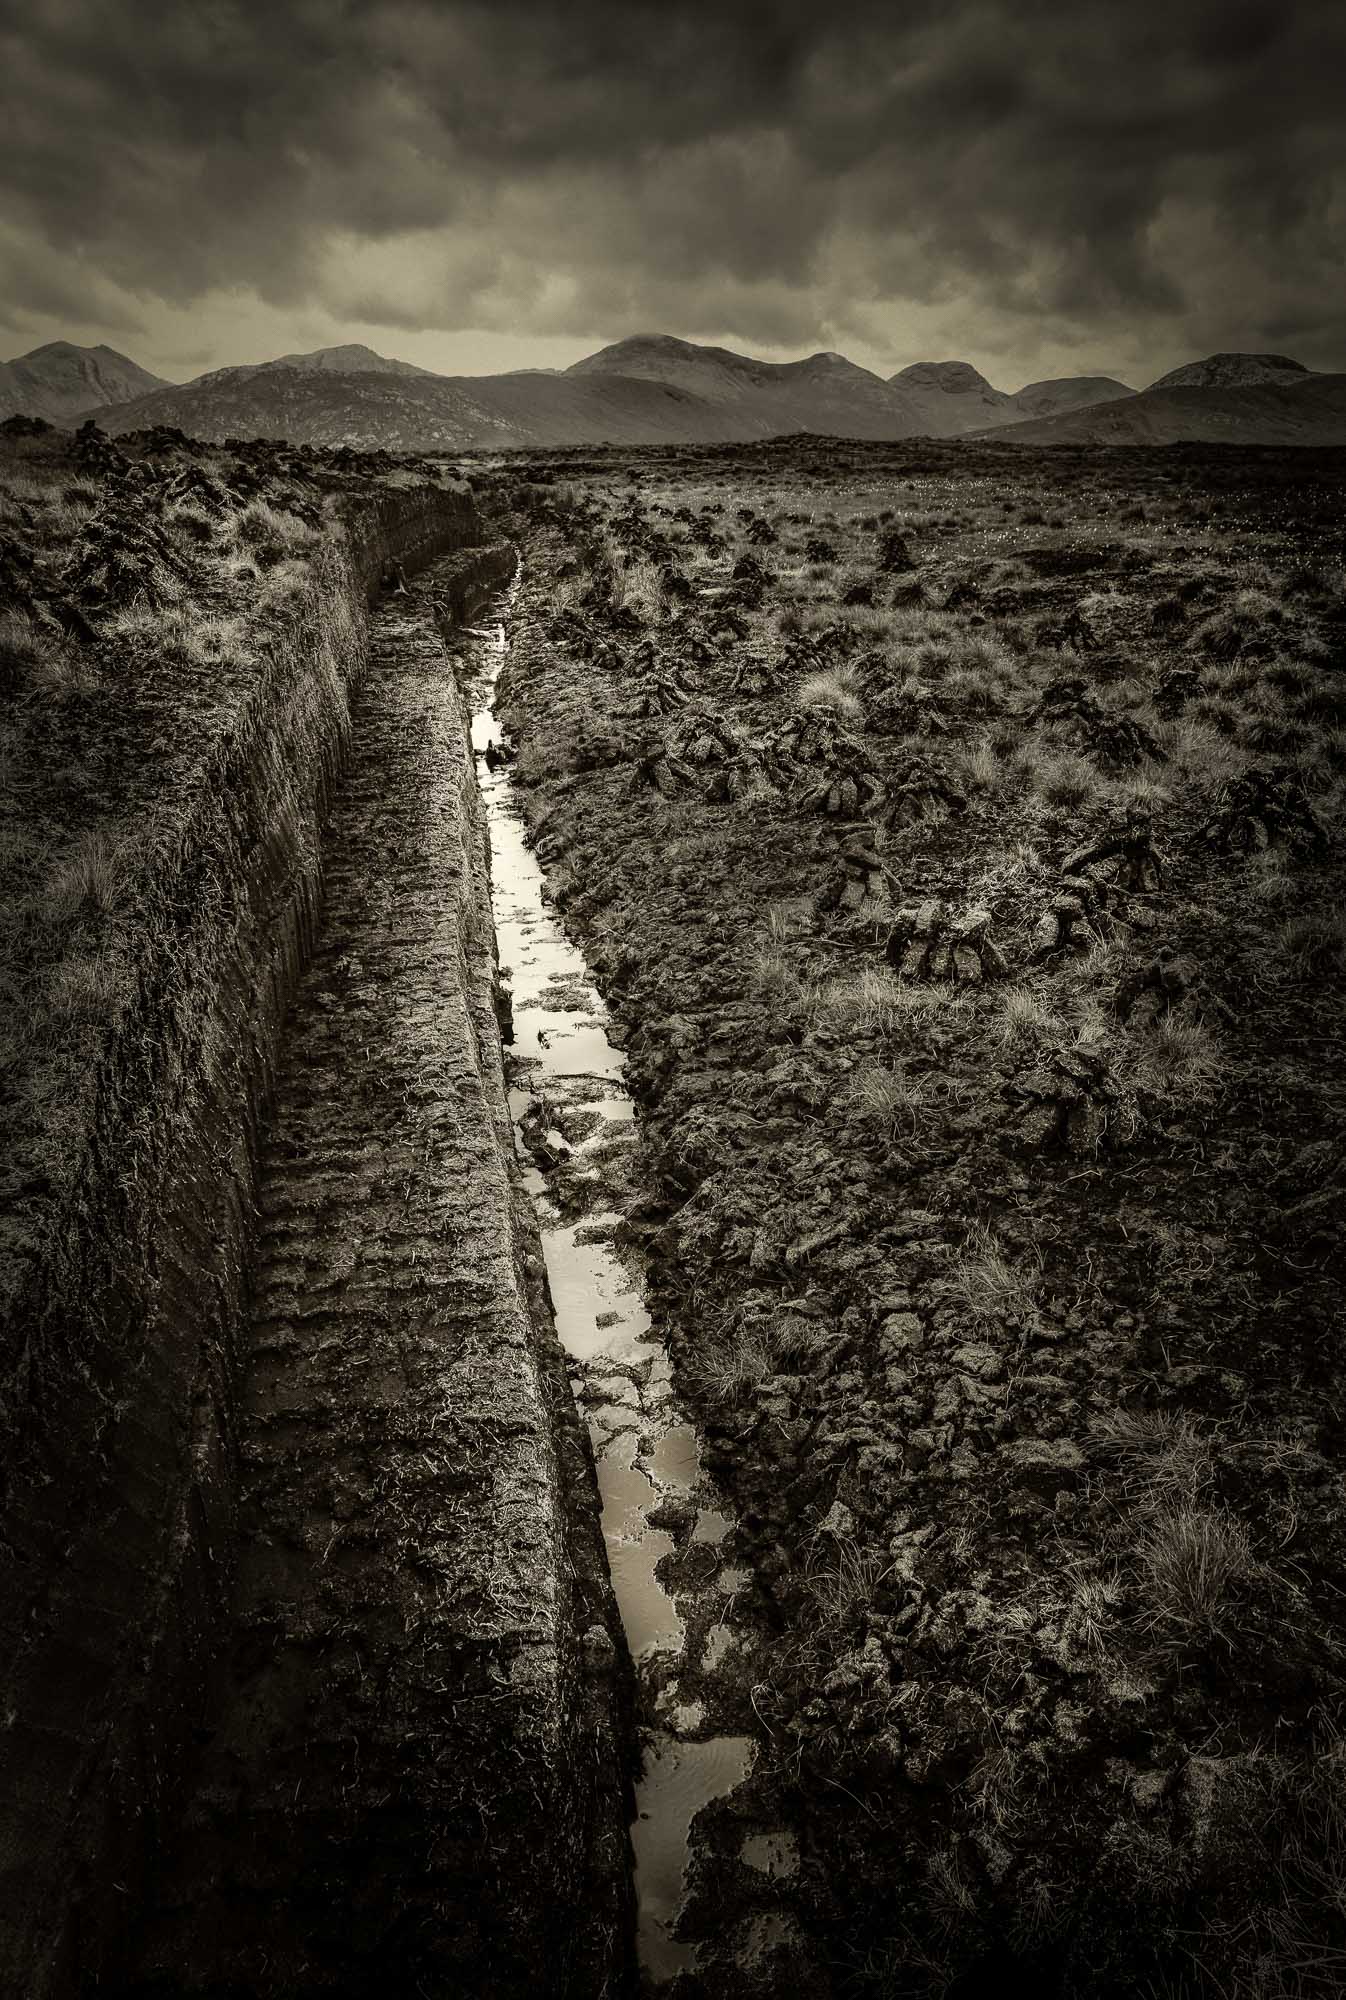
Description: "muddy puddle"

(463, 601), (756, 1984)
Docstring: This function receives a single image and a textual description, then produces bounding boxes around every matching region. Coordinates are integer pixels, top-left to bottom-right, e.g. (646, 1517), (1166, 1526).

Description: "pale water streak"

(466, 592), (753, 1982)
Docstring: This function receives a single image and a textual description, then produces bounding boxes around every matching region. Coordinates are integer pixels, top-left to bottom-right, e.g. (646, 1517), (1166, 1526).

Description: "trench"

(463, 581), (762, 1986)
(118, 551), (628, 1998)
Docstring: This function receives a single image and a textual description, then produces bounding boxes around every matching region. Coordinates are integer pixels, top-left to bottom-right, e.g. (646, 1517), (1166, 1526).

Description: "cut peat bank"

(0, 422), (629, 1996)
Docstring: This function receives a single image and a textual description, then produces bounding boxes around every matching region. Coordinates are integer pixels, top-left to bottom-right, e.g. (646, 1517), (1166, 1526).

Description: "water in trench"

(463, 599), (754, 1984)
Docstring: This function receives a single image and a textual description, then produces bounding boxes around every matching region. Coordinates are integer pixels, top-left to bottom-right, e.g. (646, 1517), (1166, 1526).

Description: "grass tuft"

(1136, 1503), (1259, 1652)
(947, 1223), (1042, 1329)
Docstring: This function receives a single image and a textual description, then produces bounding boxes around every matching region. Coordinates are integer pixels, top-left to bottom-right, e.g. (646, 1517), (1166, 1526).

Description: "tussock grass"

(814, 965), (903, 1036)
(934, 637), (1019, 710)
(846, 1057), (926, 1131)
(797, 665), (865, 721)
(995, 984), (1065, 1044)
(1160, 715), (1254, 787)
(791, 602), (900, 642)
(1061, 1570), (1125, 1657)
(957, 735), (1017, 794)
(686, 1320), (777, 1404)
(749, 943), (814, 1014)
(45, 827), (135, 924)
(1136, 1503), (1259, 1651)
(1033, 747), (1097, 810)
(1129, 1014), (1223, 1108)
(0, 478), (99, 540)
(924, 1848), (978, 1928)
(813, 967), (967, 1042)
(235, 497), (319, 555)
(1277, 908), (1346, 980)
(611, 554), (663, 621)
(1093, 1409), (1216, 1512)
(0, 607), (86, 697)
(802, 1534), (893, 1628)
(549, 564), (592, 615)
(1109, 769), (1173, 815)
(884, 980), (966, 1034)
(1244, 851), (1297, 909)
(1193, 587), (1285, 661)
(947, 1223), (1042, 1329)
(106, 602), (249, 668)
(0, 607), (49, 672)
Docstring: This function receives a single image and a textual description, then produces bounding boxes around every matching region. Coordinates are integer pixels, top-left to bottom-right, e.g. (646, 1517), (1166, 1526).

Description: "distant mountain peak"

(1010, 375), (1135, 419)
(1147, 352), (1314, 392)
(23, 339), (127, 361)
(268, 343), (433, 377)
(564, 333), (916, 432)
(569, 334), (699, 368)
(893, 360), (1000, 396)
(792, 349), (879, 379)
(0, 340), (169, 423)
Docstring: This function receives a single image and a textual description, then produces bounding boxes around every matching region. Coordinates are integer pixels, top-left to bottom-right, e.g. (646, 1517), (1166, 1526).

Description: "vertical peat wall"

(0, 489), (537, 1994)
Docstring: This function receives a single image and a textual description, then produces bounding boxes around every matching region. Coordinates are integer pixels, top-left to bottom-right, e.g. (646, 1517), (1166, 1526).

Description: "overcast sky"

(1, 0), (1342, 390)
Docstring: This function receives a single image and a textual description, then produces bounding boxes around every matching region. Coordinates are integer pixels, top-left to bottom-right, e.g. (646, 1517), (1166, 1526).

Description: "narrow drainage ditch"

(462, 584), (762, 1986)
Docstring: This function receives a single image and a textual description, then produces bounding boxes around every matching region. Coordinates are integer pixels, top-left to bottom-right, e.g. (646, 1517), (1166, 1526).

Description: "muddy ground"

(478, 437), (1346, 1997)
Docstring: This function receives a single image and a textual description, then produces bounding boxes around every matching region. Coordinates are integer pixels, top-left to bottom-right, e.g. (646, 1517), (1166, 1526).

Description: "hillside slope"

(889, 359), (1015, 433)
(75, 336), (1344, 450)
(0, 341), (170, 422)
(90, 361), (784, 449)
(1010, 374), (1135, 418)
(269, 342), (435, 376)
(890, 361), (1136, 431)
(570, 335), (929, 437)
(987, 372), (1346, 445)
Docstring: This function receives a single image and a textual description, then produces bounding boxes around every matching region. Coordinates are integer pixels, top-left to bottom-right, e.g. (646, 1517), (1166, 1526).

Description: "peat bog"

(1, 418), (1345, 1999)
(481, 435), (1346, 1996)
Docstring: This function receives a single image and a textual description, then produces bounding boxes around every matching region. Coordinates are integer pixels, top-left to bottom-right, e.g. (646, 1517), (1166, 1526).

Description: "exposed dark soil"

(1, 428), (634, 1998)
(477, 438), (1346, 1996)
(118, 585), (630, 1998)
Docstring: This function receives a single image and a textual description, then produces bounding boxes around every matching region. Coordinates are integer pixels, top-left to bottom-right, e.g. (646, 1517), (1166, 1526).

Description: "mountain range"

(2, 335), (1341, 450)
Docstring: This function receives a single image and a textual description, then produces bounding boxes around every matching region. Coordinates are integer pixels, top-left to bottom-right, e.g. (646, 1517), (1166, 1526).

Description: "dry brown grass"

(1135, 1503), (1260, 1652)
(1032, 746), (1098, 810)
(685, 1320), (778, 1404)
(797, 665), (865, 721)
(846, 1057), (926, 1132)
(1094, 1408), (1217, 1512)
(802, 1534), (894, 1628)
(947, 1223), (1043, 1329)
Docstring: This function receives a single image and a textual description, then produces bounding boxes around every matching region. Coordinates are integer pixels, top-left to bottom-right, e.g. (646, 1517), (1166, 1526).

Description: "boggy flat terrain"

(484, 438), (1346, 1996)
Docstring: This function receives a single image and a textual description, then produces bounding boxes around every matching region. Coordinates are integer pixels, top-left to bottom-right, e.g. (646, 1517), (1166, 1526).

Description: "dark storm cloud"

(0, 0), (1342, 373)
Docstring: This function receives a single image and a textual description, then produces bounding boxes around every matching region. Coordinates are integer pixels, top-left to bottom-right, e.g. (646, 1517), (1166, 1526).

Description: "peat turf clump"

(1027, 673), (1168, 771)
(1199, 762), (1327, 856)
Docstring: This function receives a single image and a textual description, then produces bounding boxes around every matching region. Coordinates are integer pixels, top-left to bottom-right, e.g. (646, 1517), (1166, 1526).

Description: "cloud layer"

(1, 0), (1342, 384)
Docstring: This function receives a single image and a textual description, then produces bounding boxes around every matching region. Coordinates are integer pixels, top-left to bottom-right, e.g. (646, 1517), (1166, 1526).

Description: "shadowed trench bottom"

(464, 586), (757, 1985)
